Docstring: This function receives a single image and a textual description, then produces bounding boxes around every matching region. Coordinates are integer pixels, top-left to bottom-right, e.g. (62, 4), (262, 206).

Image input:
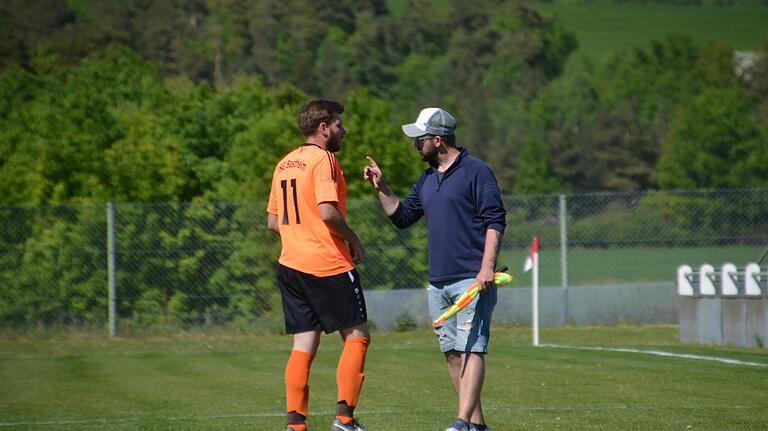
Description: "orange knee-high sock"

(335, 337), (370, 421)
(285, 350), (314, 423)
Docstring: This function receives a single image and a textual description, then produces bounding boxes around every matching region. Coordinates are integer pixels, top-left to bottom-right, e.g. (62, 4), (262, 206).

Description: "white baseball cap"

(402, 107), (456, 137)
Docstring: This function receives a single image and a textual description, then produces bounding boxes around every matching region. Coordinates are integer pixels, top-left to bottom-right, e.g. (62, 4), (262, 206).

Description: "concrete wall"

(678, 296), (768, 348)
(365, 282), (677, 331)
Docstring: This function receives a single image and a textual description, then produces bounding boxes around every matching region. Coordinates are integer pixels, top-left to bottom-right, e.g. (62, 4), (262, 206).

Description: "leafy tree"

(587, 36), (703, 189)
(0, 61), (56, 204)
(104, 104), (189, 202)
(131, 0), (210, 80)
(745, 39), (768, 128)
(201, 0), (251, 88)
(657, 86), (768, 189)
(588, 102), (656, 191)
(0, 0), (85, 68)
(211, 100), (299, 201)
(529, 37), (758, 192)
(528, 55), (598, 191)
(406, 1), (577, 192)
(393, 0), (449, 57)
(598, 36), (701, 137)
(2, 205), (106, 328)
(513, 137), (561, 194)
(313, 26), (356, 101)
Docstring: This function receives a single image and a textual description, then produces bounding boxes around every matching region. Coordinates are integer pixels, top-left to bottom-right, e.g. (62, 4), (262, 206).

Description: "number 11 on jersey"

(280, 178), (300, 224)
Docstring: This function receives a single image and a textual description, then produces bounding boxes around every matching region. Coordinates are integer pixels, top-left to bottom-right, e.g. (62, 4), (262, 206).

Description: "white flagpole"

(532, 246), (540, 347)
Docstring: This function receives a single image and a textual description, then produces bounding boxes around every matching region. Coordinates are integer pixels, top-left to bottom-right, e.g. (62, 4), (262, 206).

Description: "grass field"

(387, 0), (768, 60)
(2, 326), (767, 430)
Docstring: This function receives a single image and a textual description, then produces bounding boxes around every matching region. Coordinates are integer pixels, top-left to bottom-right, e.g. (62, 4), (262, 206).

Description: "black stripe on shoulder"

(322, 150), (337, 182)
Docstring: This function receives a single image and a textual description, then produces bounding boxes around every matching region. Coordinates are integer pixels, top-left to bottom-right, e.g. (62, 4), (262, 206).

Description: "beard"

(326, 130), (342, 152)
(420, 146), (439, 166)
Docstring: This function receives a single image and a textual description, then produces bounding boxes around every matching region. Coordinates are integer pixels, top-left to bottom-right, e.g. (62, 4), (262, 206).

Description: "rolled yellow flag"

(432, 272), (513, 327)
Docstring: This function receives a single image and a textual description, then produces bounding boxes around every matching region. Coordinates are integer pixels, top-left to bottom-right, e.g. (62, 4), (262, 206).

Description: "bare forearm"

(481, 228), (503, 271)
(324, 213), (360, 244)
(376, 182), (400, 216)
(320, 204), (365, 263)
(319, 203), (360, 244)
(363, 157), (400, 216)
(267, 213), (280, 236)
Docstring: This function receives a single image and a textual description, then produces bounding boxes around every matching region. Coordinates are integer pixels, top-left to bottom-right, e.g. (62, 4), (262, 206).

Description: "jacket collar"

(431, 147), (468, 176)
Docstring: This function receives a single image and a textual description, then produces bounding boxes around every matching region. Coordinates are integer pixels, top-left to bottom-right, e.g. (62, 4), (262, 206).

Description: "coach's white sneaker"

(331, 418), (365, 431)
(445, 419), (471, 431)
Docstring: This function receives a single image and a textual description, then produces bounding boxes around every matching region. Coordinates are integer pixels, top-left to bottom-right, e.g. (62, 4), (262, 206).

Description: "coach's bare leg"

(459, 353), (485, 424)
(293, 329), (322, 355)
(446, 350), (462, 395)
(445, 350), (485, 424)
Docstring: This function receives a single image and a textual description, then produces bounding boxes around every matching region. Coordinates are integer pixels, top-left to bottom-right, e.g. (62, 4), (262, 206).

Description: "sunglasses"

(414, 135), (434, 145)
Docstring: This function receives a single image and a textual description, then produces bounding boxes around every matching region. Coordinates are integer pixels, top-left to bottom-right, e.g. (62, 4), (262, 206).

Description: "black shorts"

(277, 264), (367, 334)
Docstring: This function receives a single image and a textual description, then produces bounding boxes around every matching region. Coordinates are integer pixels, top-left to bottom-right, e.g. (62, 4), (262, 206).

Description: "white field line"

(542, 344), (768, 367)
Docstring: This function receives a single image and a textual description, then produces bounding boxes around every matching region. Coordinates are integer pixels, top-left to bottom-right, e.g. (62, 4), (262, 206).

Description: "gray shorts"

(428, 278), (497, 353)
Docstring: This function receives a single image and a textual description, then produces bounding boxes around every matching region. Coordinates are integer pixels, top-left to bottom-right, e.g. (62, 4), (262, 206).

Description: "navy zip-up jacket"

(389, 148), (507, 283)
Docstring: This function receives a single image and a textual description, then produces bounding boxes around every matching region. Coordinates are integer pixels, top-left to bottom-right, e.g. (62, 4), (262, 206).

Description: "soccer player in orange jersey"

(267, 100), (370, 431)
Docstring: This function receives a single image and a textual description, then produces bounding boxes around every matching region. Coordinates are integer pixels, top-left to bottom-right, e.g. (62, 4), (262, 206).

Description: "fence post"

(559, 194), (569, 324)
(559, 194), (568, 288)
(107, 202), (116, 337)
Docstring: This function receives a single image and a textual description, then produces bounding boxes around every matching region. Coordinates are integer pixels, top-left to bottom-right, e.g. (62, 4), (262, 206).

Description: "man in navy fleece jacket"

(363, 107), (506, 431)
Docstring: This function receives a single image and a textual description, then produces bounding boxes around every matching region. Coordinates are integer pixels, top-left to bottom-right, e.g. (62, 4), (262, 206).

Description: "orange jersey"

(267, 144), (354, 276)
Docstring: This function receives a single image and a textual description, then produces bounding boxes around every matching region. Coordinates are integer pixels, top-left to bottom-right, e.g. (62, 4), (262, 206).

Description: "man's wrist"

(377, 181), (391, 195)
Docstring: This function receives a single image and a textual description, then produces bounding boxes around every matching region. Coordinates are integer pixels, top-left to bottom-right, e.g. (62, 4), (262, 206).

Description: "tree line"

(3, 0), (767, 205)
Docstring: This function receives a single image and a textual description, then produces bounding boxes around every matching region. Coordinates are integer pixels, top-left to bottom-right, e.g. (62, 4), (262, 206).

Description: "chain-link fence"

(503, 189), (768, 288)
(1, 189), (767, 334)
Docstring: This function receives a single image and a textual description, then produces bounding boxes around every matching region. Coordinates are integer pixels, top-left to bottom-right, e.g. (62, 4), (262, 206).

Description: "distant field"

(501, 245), (764, 287)
(533, 3), (768, 59)
(1, 326), (767, 430)
(386, 0), (768, 59)
(386, 0), (453, 15)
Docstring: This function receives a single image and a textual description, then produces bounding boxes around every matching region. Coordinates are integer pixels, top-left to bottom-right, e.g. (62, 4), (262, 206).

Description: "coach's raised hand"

(363, 156), (400, 216)
(363, 156), (384, 190)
